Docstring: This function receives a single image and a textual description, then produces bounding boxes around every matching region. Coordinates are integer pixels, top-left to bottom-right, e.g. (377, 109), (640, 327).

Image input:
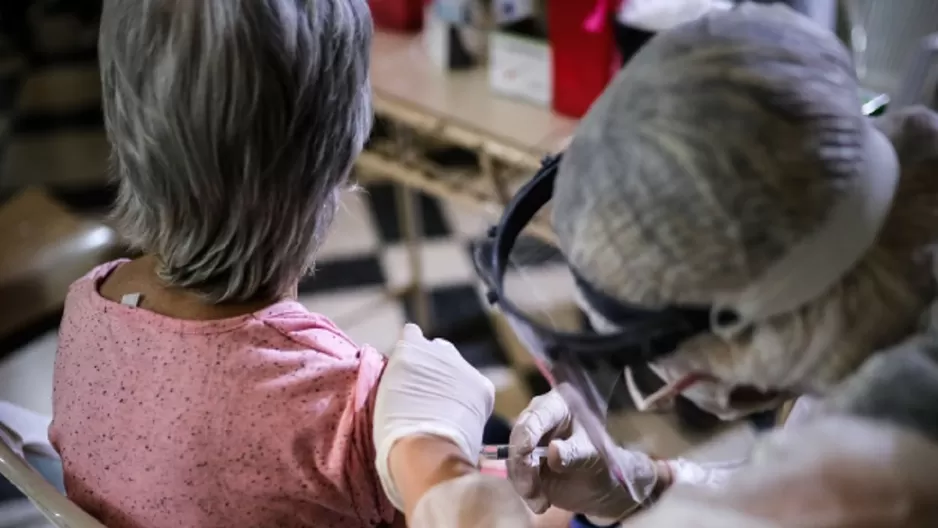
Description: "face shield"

(473, 124), (899, 473)
(473, 154), (721, 471)
(470, 3), (913, 486)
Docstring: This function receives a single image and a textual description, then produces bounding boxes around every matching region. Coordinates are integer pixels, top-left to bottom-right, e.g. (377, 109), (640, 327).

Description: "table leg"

(394, 184), (431, 330)
(481, 151), (511, 206)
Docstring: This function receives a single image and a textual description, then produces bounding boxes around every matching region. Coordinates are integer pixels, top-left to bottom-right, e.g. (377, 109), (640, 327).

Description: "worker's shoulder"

(825, 330), (938, 442)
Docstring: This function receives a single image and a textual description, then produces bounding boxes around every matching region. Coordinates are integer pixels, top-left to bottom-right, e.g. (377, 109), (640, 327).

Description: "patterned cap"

(553, 3), (867, 307)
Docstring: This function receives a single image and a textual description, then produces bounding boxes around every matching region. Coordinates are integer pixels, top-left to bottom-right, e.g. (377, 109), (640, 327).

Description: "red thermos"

(369, 0), (425, 32)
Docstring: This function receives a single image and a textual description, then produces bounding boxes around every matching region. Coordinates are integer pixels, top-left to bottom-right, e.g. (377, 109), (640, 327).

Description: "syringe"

(480, 445), (549, 461)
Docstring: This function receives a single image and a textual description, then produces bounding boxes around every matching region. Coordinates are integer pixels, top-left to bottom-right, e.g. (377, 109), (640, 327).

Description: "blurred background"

(0, 1), (936, 526)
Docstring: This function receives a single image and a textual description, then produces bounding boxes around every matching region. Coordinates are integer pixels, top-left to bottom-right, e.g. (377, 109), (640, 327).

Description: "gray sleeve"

(823, 106), (938, 442)
(823, 333), (938, 442)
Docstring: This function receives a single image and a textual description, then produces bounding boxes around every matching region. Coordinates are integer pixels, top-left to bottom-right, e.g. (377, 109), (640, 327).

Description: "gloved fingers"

(510, 390), (573, 454)
(394, 329), (466, 365)
(508, 390), (573, 513)
(546, 432), (599, 473)
(474, 374), (497, 420)
(404, 332), (497, 426)
(393, 331), (496, 419)
(506, 442), (547, 512)
(402, 322), (425, 342)
(431, 336), (457, 350)
(382, 323), (428, 358)
(392, 329), (462, 364)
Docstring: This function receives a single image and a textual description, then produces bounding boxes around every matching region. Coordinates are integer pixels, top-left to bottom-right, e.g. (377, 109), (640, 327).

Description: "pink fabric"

(584, 0), (626, 32)
(49, 260), (400, 528)
(479, 460), (509, 479)
(584, 0), (612, 32)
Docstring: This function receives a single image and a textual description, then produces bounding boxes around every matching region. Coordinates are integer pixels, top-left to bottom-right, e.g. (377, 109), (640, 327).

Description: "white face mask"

(646, 362), (783, 421)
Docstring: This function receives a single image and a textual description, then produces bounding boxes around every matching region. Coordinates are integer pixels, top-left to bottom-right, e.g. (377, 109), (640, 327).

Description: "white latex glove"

(410, 473), (534, 528)
(373, 324), (496, 511)
(507, 390), (659, 522)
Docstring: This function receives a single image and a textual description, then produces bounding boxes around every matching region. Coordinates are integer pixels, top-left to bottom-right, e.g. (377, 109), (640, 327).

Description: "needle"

(480, 445), (549, 461)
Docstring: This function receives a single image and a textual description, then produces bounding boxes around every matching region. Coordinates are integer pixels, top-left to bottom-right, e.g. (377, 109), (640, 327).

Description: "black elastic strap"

(572, 269), (712, 336)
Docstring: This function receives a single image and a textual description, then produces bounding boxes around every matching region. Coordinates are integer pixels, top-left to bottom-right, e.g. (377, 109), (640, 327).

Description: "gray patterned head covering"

(549, 4), (938, 420)
(553, 3), (864, 307)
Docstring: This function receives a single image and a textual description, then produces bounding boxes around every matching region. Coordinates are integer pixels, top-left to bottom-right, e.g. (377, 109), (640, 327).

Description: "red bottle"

(369, 0), (425, 32)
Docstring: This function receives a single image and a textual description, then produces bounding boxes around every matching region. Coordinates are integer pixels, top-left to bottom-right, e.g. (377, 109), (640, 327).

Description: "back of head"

(552, 4), (931, 418)
(100, 0), (373, 303)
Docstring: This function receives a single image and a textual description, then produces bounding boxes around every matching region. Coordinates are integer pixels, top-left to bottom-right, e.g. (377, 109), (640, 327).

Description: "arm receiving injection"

(373, 324), (535, 526)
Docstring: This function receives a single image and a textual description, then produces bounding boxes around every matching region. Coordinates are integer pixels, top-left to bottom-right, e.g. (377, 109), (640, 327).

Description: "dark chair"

(0, 189), (122, 349)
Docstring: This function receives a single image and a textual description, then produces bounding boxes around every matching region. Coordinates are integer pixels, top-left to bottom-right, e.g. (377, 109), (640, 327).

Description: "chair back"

(0, 420), (105, 527)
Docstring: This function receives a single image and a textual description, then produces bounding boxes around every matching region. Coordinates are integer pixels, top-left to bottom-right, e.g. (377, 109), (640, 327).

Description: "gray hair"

(100, 0), (373, 302)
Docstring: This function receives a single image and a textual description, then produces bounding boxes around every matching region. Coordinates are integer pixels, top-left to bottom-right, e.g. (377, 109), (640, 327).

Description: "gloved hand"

(373, 324), (496, 511)
(508, 389), (661, 522)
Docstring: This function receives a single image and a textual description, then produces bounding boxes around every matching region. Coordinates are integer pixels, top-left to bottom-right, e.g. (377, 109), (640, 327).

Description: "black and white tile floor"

(308, 181), (570, 407)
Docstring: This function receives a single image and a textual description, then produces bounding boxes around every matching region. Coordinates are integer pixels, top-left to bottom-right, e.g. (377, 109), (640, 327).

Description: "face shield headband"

(472, 153), (714, 372)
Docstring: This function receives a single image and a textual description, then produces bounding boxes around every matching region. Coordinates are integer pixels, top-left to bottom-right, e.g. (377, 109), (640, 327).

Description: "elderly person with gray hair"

(449, 3), (938, 526)
(45, 1), (505, 527)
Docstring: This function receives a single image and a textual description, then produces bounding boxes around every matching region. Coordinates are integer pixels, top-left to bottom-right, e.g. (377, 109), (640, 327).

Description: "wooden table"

(359, 31), (577, 329)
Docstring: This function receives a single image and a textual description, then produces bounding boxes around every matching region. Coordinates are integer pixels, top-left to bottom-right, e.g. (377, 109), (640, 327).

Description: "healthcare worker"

(498, 3), (938, 526)
(373, 3), (938, 527)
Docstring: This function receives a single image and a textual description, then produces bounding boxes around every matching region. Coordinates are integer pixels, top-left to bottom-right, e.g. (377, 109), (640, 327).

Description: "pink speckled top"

(49, 261), (400, 528)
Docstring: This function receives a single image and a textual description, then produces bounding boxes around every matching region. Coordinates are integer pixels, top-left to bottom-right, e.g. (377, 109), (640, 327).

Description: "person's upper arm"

(344, 346), (399, 522)
(254, 314), (399, 525)
(296, 345), (397, 525)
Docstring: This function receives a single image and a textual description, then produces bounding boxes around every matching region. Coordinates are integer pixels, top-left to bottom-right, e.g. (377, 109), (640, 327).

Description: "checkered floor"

(299, 180), (561, 396)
